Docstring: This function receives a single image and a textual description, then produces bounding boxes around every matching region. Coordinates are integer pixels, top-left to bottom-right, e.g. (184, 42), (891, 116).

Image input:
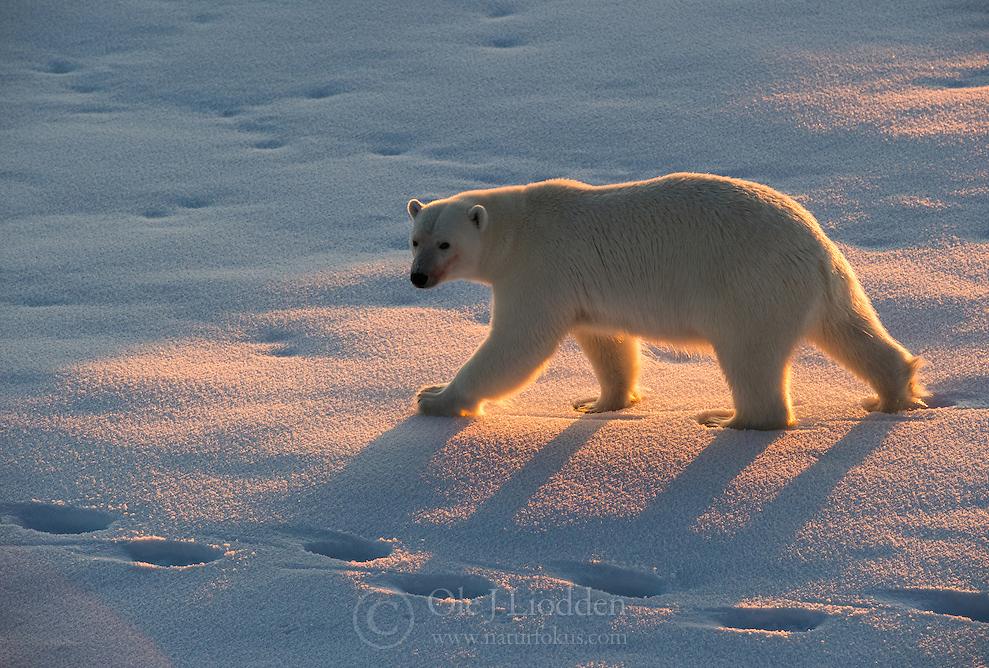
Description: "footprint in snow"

(192, 12), (222, 25)
(482, 36), (525, 49)
(253, 138), (286, 150)
(249, 330), (300, 357)
(923, 66), (989, 89)
(122, 537), (224, 567)
(2, 502), (116, 534)
(366, 131), (413, 157)
(306, 83), (348, 100)
(175, 195), (212, 209)
(140, 206), (171, 219)
(554, 560), (666, 598)
(254, 329), (293, 344)
(483, 2), (517, 19)
(886, 588), (989, 624)
(709, 606), (828, 633)
(140, 194), (212, 219)
(46, 59), (78, 74)
(304, 531), (393, 562)
(265, 344), (298, 357)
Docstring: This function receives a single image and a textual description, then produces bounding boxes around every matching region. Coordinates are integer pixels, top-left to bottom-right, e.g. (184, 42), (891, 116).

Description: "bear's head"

(406, 197), (489, 289)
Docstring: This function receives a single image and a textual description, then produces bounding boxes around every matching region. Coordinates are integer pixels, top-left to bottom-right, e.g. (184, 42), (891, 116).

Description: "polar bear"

(406, 173), (926, 429)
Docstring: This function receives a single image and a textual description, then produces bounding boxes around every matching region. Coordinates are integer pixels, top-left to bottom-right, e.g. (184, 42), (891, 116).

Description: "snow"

(1, 0), (987, 665)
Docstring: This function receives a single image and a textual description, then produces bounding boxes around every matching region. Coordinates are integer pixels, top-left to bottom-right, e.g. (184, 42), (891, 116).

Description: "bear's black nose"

(410, 272), (429, 288)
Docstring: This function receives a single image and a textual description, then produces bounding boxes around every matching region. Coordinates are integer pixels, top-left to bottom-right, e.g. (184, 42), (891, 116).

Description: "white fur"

(407, 173), (926, 429)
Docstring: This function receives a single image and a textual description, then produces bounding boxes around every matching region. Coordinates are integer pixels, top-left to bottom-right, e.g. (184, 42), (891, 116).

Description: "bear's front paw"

(415, 384), (479, 417)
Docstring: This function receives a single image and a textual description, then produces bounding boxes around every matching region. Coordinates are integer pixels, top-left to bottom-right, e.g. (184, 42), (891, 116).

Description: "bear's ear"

(408, 199), (423, 219)
(468, 204), (488, 230)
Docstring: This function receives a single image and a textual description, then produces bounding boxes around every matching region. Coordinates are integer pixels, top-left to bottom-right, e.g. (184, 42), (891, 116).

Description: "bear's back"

(516, 174), (835, 339)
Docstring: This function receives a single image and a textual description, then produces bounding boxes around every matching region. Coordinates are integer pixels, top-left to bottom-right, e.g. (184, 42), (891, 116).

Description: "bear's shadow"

(303, 412), (893, 584)
(299, 414), (606, 547)
(623, 418), (894, 587)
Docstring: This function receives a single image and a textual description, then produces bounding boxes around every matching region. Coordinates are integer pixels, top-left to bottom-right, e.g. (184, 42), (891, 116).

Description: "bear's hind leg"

(807, 310), (927, 413)
(572, 331), (640, 413)
(706, 339), (796, 430)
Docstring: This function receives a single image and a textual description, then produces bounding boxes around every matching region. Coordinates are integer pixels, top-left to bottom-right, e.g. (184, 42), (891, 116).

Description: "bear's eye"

(439, 242), (450, 250)
(412, 240), (418, 248)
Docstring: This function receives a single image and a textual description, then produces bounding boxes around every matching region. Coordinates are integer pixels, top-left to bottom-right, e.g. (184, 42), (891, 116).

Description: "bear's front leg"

(414, 306), (566, 417)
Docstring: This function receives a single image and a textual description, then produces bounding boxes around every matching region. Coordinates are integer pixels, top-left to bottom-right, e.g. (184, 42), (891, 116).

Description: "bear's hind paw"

(697, 409), (792, 430)
(860, 394), (929, 413)
(573, 398), (608, 414)
(696, 409), (735, 428)
(572, 392), (639, 414)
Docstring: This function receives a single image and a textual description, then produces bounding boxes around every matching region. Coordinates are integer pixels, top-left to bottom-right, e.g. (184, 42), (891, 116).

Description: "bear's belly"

(574, 300), (708, 346)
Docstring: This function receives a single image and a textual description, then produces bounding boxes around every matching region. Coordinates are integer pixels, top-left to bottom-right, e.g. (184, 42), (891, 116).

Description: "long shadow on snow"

(296, 416), (471, 537)
(301, 409), (893, 590)
(298, 415), (606, 553)
(434, 415), (894, 589)
(455, 418), (608, 535)
(623, 418), (895, 590)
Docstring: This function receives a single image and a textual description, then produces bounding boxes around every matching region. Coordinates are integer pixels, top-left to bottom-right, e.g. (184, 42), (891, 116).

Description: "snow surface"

(1, 0), (988, 666)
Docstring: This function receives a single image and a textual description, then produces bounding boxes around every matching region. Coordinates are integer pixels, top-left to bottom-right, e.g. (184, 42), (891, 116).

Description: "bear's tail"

(807, 248), (927, 413)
